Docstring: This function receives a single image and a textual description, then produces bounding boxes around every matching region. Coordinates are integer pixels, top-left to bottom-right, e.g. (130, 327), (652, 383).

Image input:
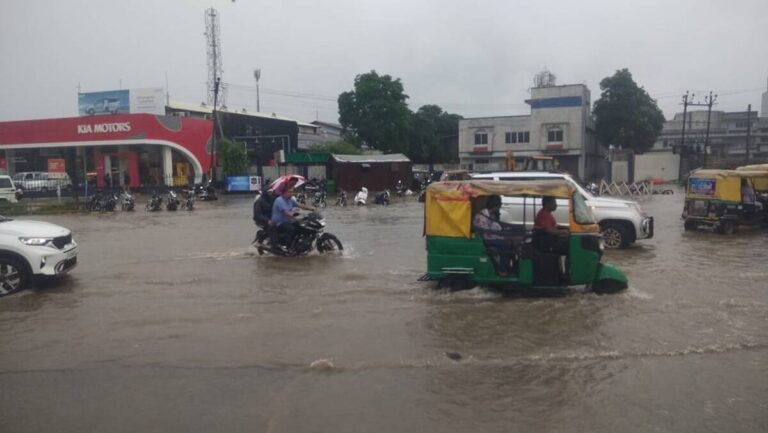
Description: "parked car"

(471, 171), (654, 249)
(0, 175), (22, 203)
(13, 172), (73, 193)
(0, 215), (77, 296)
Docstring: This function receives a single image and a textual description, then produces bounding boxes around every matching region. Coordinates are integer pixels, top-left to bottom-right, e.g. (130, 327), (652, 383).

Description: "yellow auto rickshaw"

(423, 179), (628, 293)
(683, 169), (768, 234)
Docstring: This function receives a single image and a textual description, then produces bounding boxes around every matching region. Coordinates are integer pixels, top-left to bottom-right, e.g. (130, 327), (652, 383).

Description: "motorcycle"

(196, 182), (218, 201)
(254, 211), (343, 257)
(121, 189), (135, 211)
(146, 191), (163, 212)
(102, 191), (118, 212)
(312, 189), (327, 208)
(86, 190), (104, 212)
(374, 189), (390, 205)
(354, 187), (368, 206)
(394, 180), (407, 197)
(166, 190), (180, 211)
(335, 190), (347, 207)
(181, 188), (195, 211)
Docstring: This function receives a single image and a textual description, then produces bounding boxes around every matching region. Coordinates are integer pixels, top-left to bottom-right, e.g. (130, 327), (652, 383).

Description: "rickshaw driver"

(473, 195), (512, 276)
(534, 196), (570, 253)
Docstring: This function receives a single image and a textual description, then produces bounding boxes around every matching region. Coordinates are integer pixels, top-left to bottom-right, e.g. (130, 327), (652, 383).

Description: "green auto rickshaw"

(423, 179), (628, 293)
(683, 169), (768, 234)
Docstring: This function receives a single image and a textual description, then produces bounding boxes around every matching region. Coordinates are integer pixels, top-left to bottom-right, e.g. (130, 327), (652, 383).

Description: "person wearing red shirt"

(535, 196), (569, 239)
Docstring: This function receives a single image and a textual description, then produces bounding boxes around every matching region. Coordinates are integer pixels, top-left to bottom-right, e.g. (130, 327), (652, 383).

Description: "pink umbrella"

(269, 174), (306, 195)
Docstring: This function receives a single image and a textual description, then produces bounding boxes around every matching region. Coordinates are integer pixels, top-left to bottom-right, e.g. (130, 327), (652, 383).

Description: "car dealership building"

(0, 113), (213, 189)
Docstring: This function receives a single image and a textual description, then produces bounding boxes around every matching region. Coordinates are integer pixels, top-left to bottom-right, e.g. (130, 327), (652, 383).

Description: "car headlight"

(19, 237), (53, 246)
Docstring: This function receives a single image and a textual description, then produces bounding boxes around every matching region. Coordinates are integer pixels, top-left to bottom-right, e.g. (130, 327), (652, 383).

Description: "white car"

(13, 172), (73, 193)
(0, 175), (22, 203)
(472, 171), (654, 249)
(0, 216), (77, 296)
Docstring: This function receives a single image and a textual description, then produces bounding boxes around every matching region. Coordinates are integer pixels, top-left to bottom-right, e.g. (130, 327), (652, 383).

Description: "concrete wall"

(611, 161), (629, 183)
(634, 153), (680, 181)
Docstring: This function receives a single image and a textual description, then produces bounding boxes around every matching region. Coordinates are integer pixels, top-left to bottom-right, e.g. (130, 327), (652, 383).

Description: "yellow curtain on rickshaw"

(425, 187), (472, 238)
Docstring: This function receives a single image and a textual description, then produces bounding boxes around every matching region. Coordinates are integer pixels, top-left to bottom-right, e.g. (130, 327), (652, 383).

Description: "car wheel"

(0, 257), (30, 297)
(601, 222), (630, 249)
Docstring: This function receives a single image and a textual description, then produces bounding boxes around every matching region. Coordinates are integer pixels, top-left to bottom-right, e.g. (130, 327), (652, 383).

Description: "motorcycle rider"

(270, 186), (316, 250)
(253, 188), (276, 238)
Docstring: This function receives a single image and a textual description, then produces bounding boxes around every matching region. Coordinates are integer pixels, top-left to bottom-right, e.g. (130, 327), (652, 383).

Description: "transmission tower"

(205, 8), (224, 106)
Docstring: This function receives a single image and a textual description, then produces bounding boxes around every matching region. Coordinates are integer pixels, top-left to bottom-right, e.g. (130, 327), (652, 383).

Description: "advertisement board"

(129, 88), (165, 115)
(79, 90), (130, 116)
(689, 178), (716, 196)
(225, 176), (262, 192)
(48, 159), (66, 172)
(79, 88), (165, 116)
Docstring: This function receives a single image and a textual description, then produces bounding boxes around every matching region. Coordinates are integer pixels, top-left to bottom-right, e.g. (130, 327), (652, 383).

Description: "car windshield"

(573, 191), (595, 224)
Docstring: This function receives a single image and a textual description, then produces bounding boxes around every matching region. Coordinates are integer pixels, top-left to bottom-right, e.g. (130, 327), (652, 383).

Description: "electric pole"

(678, 91), (716, 175)
(745, 104), (752, 164)
(703, 92), (717, 167)
(678, 91), (690, 179)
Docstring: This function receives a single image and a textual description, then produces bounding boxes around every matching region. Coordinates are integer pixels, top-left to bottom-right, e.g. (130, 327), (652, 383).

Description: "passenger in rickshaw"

(741, 178), (764, 215)
(534, 196), (570, 254)
(472, 195), (514, 276)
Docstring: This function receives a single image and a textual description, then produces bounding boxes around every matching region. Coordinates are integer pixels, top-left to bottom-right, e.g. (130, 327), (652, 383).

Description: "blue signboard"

(225, 176), (262, 192)
(78, 90), (130, 116)
(689, 178), (715, 196)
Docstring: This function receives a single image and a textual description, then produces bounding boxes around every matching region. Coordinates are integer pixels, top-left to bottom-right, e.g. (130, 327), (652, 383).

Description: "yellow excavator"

(506, 150), (559, 172)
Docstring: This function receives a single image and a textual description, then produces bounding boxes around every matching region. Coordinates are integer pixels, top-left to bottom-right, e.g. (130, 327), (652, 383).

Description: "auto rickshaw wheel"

(718, 220), (736, 235)
(684, 220), (697, 231)
(592, 278), (628, 294)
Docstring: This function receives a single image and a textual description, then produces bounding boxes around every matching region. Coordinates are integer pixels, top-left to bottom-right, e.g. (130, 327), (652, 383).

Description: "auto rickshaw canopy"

(424, 179), (576, 238)
(687, 169), (768, 200)
(736, 165), (768, 191)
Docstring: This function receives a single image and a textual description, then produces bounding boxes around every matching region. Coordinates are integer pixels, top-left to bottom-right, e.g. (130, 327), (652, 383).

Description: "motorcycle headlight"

(19, 237), (53, 247)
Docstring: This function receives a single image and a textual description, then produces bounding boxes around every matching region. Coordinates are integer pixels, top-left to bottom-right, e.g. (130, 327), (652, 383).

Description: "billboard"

(79, 88), (164, 116)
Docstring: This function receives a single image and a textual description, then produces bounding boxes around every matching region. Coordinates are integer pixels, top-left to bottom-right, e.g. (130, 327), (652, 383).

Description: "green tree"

(306, 139), (362, 155)
(593, 68), (665, 154)
(338, 71), (412, 154)
(408, 105), (462, 163)
(218, 137), (248, 176)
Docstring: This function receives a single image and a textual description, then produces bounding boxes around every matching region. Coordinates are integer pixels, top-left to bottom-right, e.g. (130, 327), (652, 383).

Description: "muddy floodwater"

(1, 190), (767, 432)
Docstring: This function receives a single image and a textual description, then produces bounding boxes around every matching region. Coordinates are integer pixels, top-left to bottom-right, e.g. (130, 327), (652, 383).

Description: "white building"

(458, 84), (603, 180)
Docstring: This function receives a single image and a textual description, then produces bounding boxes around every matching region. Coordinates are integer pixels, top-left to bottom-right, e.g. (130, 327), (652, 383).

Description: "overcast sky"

(2, 0), (767, 124)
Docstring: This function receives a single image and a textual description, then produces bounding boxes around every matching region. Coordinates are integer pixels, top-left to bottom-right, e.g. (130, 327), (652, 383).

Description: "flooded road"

(1, 191), (767, 432)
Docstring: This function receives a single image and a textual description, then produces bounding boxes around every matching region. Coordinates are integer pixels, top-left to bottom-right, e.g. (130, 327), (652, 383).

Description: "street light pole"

(254, 69), (261, 112)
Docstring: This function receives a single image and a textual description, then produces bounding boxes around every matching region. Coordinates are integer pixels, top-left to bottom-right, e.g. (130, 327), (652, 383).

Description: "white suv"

(472, 172), (654, 249)
(0, 216), (78, 296)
